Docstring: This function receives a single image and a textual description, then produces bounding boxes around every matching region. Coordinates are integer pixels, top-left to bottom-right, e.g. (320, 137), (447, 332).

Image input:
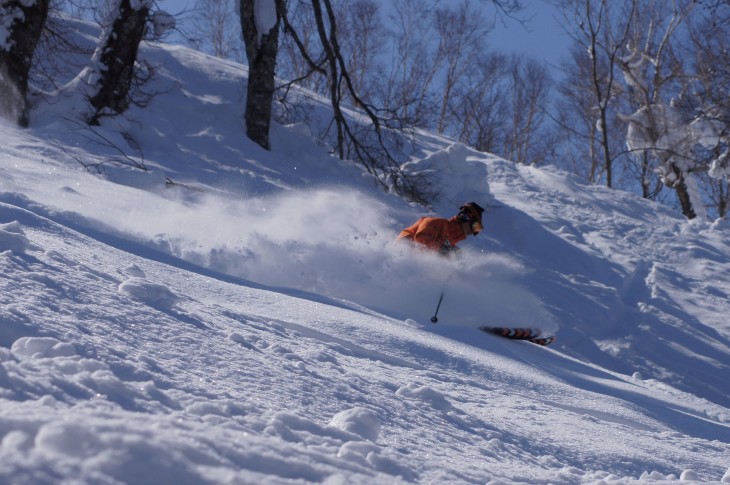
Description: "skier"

(397, 202), (485, 255)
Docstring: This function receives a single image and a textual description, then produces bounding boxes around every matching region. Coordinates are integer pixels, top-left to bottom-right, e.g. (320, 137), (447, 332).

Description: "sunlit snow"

(1, 15), (729, 484)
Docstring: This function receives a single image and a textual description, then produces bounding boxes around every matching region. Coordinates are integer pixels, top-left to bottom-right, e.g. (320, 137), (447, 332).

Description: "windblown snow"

(0, 15), (728, 485)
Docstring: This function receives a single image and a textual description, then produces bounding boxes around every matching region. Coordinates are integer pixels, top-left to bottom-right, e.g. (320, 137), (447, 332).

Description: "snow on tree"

(151, 10), (176, 38)
(619, 38), (729, 220)
(253, 0), (278, 45)
(622, 100), (709, 220)
(239, 0), (282, 150)
(617, 1), (705, 220)
(0, 0), (50, 126)
(695, 111), (729, 180)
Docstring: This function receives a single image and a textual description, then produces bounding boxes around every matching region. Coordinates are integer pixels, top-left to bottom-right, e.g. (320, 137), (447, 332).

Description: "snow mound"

(328, 407), (381, 442)
(395, 383), (451, 411)
(122, 264), (146, 278)
(402, 142), (494, 208)
(118, 277), (183, 309)
(680, 469), (700, 481)
(0, 221), (33, 254)
(11, 336), (76, 360)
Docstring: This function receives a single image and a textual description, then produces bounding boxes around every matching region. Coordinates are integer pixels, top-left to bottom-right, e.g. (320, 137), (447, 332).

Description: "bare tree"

(503, 55), (552, 165)
(56, 0), (114, 23)
(552, 0), (730, 219)
(553, 45), (605, 182)
(87, 0), (151, 125)
(277, 0), (329, 97)
(700, 171), (729, 218)
(277, 0), (438, 203)
(434, 0), (491, 134)
(31, 9), (95, 93)
(556, 0), (636, 188)
(450, 53), (508, 154)
(332, 0), (384, 105)
(0, 0), (50, 126)
(380, 0), (443, 128)
(248, 0), (526, 202)
(189, 0), (241, 60)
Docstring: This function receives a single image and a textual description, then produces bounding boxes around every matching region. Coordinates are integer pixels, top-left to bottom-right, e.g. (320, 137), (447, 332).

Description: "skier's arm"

(397, 219), (423, 242)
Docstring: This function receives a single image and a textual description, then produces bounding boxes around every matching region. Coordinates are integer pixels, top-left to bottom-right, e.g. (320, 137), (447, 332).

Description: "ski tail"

(478, 326), (556, 346)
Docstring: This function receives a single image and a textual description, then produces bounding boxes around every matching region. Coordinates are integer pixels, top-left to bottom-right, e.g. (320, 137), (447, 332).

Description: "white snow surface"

(1, 16), (729, 484)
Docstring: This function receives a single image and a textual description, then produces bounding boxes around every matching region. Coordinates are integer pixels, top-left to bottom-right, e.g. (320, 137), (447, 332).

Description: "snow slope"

(1, 16), (729, 484)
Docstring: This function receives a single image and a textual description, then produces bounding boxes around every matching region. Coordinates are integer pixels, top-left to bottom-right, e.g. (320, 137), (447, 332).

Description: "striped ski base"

(478, 326), (556, 346)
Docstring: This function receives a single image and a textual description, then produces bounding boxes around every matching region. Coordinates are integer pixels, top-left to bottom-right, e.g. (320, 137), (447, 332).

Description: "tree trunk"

(0, 0), (50, 126)
(239, 0), (282, 150)
(88, 0), (149, 125)
(670, 164), (697, 220)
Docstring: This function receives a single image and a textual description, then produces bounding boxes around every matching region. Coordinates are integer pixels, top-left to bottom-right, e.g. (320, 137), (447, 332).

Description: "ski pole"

(431, 291), (444, 323)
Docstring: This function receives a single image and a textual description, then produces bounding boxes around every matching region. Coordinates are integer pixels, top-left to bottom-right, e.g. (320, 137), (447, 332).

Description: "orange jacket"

(397, 216), (466, 252)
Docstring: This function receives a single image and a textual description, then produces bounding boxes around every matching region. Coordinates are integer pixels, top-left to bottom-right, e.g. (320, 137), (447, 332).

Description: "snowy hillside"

(1, 16), (729, 484)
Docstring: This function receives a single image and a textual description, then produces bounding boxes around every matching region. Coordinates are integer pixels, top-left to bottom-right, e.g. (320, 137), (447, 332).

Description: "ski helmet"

(457, 202), (485, 235)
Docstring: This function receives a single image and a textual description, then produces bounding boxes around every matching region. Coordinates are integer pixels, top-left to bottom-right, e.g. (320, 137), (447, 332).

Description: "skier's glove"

(439, 240), (451, 256)
(439, 241), (461, 258)
(448, 245), (462, 258)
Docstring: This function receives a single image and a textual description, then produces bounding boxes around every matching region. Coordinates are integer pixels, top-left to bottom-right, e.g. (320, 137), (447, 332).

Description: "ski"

(478, 326), (556, 346)
(479, 326), (542, 339)
(525, 336), (556, 346)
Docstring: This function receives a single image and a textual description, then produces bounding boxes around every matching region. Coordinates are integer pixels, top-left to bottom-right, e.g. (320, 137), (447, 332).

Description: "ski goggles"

(471, 220), (483, 235)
